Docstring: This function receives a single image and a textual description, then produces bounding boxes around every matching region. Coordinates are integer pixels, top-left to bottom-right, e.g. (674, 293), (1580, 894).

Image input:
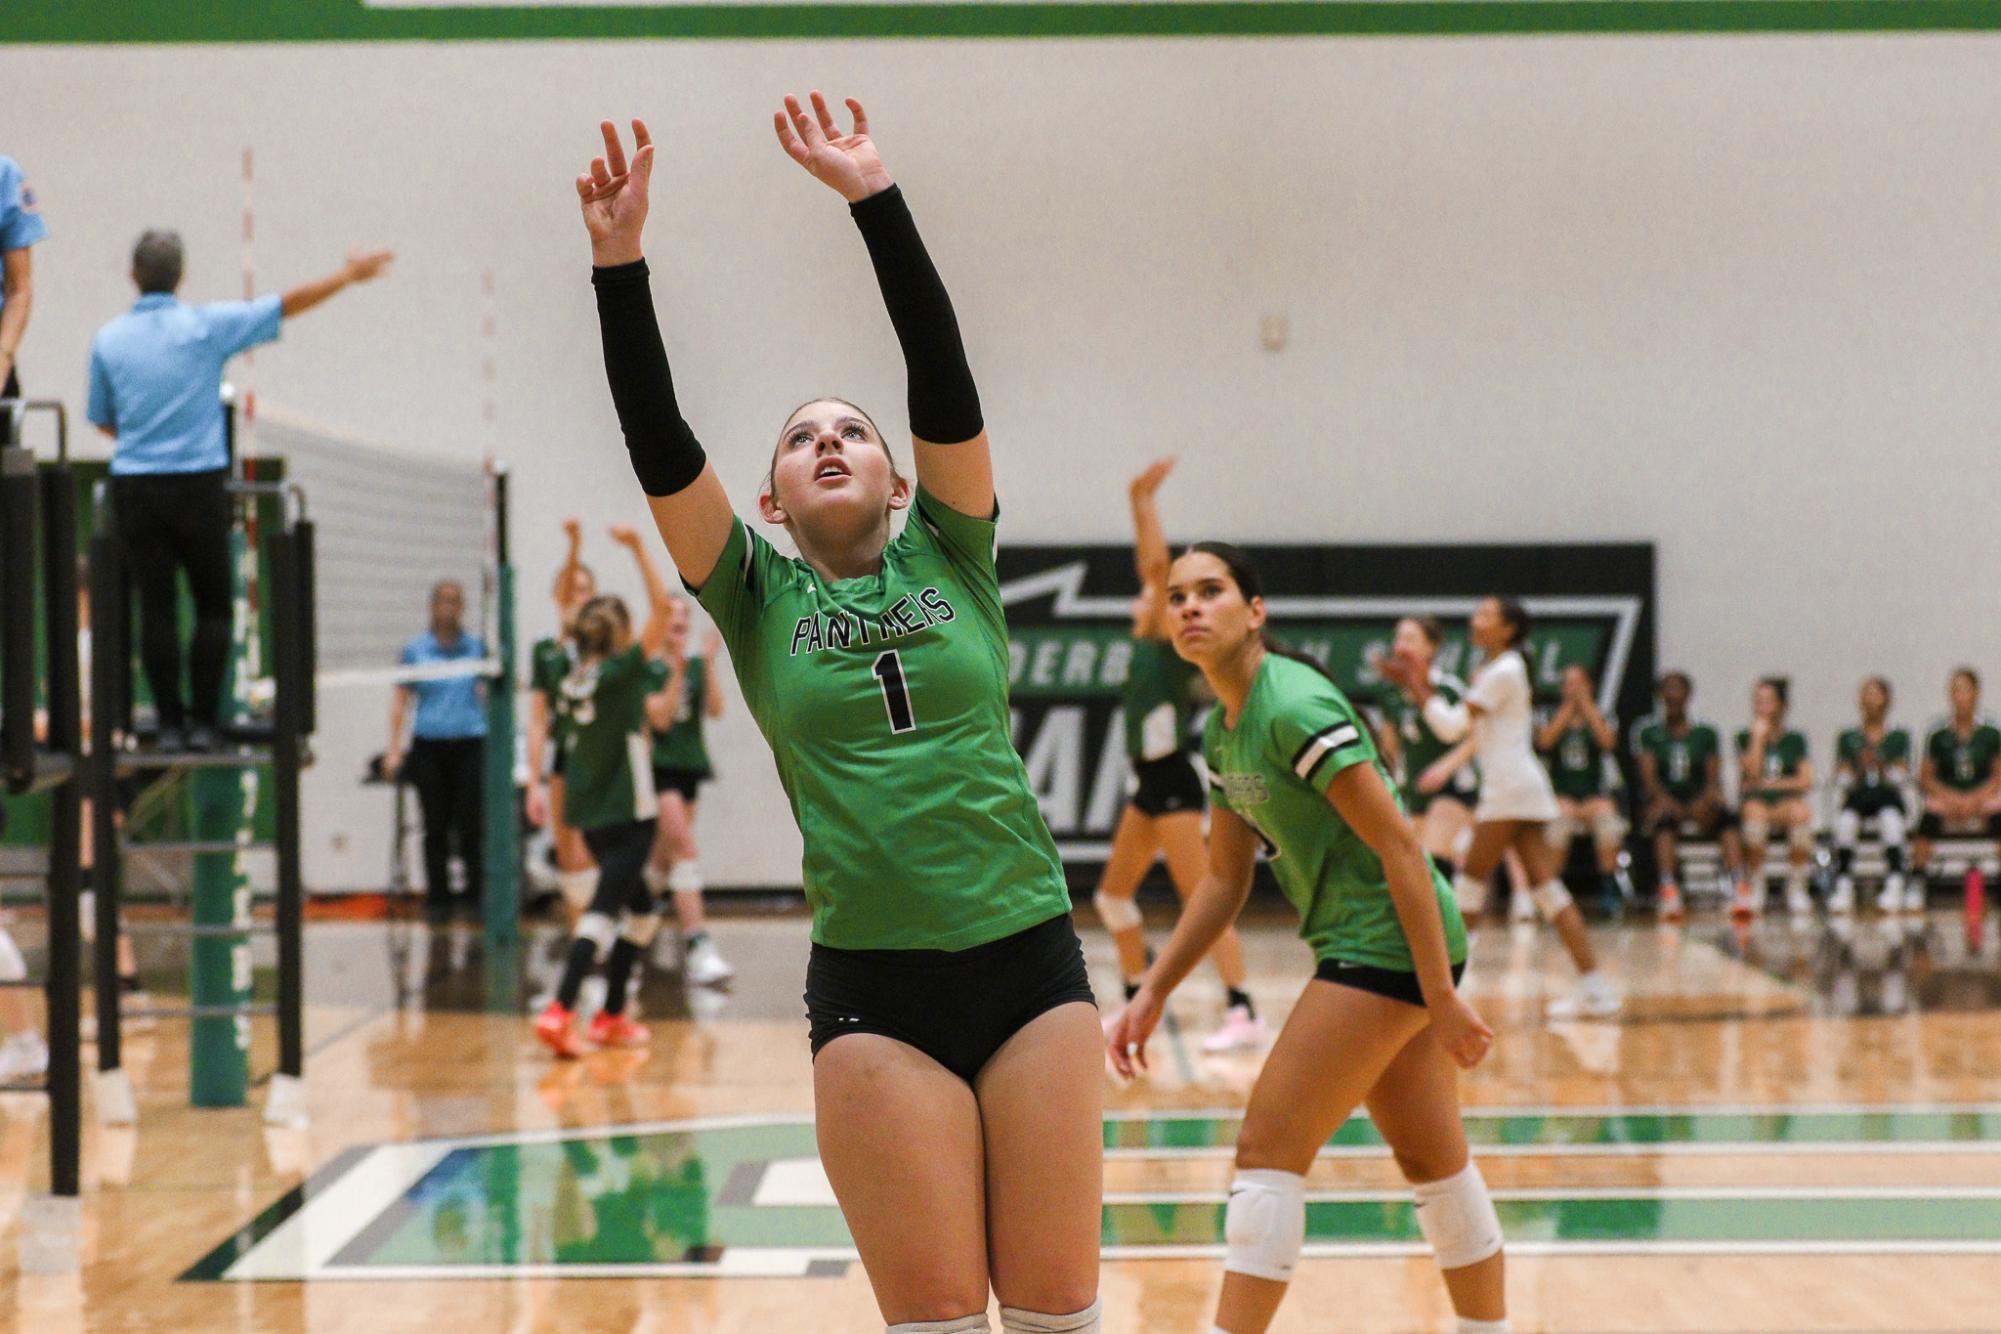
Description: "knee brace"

(1093, 889), (1143, 934)
(1451, 873), (1490, 917)
(1879, 806), (1909, 846)
(574, 911), (616, 957)
(0, 927), (26, 984)
(558, 867), (599, 913)
(619, 908), (663, 949)
(888, 1318), (989, 1334)
(1591, 806), (1629, 851)
(667, 861), (703, 895)
(1000, 1298), (1101, 1332)
(1543, 815), (1580, 853)
(1223, 1168), (1306, 1283)
(1788, 822), (1816, 855)
(1530, 878), (1574, 921)
(642, 861), (670, 896)
(1833, 808), (1861, 848)
(1413, 1161), (1504, 1271)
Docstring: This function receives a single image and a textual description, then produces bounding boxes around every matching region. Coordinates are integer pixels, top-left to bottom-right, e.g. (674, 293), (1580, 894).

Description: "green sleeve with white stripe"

(1268, 664), (1375, 790)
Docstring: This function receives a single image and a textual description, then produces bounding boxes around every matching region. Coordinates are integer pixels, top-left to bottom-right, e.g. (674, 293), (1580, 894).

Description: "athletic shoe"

(1784, 881), (1814, 918)
(685, 936), (735, 987)
(534, 1002), (585, 1060)
(1200, 1004), (1266, 1054)
(1508, 889), (1536, 923)
(1876, 878), (1906, 915)
(586, 1011), (650, 1049)
(1729, 880), (1759, 921)
(1656, 882), (1686, 923)
(1828, 876), (1856, 916)
(1546, 975), (1622, 1021)
(0, 1032), (49, 1084)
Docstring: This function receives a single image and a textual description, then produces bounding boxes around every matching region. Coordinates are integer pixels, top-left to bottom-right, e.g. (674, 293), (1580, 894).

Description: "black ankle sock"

(1226, 987), (1255, 1016)
(603, 938), (643, 1017)
(1123, 980), (1142, 1002)
(1835, 846), (1855, 874)
(1887, 845), (1907, 873)
(555, 938), (598, 1009)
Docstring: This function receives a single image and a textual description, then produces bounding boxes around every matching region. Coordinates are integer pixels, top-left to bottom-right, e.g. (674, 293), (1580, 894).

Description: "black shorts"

(651, 766), (707, 803)
(579, 818), (659, 916)
(805, 912), (1097, 1084)
(1917, 810), (2001, 840)
(549, 745), (568, 780)
(1315, 957), (1467, 1009)
(1844, 788), (1908, 820)
(1129, 753), (1204, 818)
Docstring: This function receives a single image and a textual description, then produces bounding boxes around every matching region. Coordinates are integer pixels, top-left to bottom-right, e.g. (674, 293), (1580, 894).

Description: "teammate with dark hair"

(1735, 677), (1815, 918)
(1633, 671), (1740, 921)
(1914, 668), (2001, 907)
(1831, 676), (1912, 915)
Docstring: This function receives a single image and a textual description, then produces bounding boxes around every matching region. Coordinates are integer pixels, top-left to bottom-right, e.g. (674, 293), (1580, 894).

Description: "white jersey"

(1464, 650), (1559, 823)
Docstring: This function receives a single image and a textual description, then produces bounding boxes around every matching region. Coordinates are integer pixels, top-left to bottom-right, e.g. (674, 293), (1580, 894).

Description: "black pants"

(111, 469), (234, 730)
(405, 736), (485, 910)
(558, 819), (660, 1015)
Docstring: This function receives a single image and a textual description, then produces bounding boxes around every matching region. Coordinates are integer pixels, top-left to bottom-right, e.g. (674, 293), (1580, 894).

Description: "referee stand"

(1, 397), (86, 1273)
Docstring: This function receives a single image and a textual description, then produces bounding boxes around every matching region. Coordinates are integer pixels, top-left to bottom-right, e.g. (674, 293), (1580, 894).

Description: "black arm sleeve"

(591, 259), (708, 498)
(849, 185), (984, 446)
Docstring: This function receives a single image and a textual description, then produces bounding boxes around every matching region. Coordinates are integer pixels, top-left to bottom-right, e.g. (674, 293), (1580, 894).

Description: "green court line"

(10, 0), (2001, 43)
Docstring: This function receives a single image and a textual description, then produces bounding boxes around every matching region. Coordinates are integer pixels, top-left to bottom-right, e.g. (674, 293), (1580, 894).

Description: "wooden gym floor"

(4, 898), (2001, 1332)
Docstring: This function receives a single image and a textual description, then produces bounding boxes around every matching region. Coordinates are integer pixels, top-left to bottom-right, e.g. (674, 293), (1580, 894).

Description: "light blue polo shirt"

(401, 631), (490, 741)
(87, 292), (282, 475)
(0, 157), (49, 325)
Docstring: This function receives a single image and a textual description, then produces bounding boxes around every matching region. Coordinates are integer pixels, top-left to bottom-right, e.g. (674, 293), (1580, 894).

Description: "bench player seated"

(1831, 675), (1914, 915)
(1736, 677), (1815, 918)
(1537, 664), (1634, 912)
(1913, 667), (2001, 904)
(1632, 670), (1739, 921)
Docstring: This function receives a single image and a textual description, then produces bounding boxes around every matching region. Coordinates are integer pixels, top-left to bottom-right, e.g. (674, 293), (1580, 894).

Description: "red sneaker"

(1656, 882), (1686, 923)
(587, 1011), (650, 1049)
(535, 1002), (585, 1059)
(1728, 880), (1760, 921)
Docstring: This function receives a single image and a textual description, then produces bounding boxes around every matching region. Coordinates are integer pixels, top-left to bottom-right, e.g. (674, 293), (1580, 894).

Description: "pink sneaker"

(587, 1011), (650, 1049)
(1200, 1003), (1266, 1054)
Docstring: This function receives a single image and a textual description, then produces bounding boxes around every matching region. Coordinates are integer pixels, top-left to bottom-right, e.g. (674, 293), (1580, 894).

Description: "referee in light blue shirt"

(87, 229), (391, 751)
(1, 154), (49, 403)
(388, 582), (490, 923)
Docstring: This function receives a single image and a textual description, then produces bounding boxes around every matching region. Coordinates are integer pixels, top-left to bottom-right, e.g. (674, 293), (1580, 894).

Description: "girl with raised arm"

(577, 98), (1100, 1333)
(1106, 544), (1505, 1334)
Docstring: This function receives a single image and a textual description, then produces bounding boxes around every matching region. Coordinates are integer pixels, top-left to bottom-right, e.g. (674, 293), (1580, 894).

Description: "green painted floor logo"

(189, 1106), (2001, 1281)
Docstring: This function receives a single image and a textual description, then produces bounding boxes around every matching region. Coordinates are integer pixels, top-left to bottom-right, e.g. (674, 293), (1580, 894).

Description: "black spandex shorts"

(549, 745), (568, 780)
(1315, 957), (1467, 1009)
(1844, 789), (1908, 820)
(1129, 753), (1204, 818)
(805, 912), (1097, 1084)
(1917, 810), (2001, 840)
(651, 766), (707, 803)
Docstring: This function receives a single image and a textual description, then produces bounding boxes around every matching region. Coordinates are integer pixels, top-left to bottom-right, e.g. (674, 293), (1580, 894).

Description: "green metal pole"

(482, 560), (518, 947)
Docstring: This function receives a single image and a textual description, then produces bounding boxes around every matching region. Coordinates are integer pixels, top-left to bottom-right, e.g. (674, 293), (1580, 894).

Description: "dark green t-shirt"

(1926, 719), (2001, 793)
(530, 636), (576, 754)
(693, 489), (1069, 951)
(1735, 727), (1809, 803)
(1205, 654), (1466, 974)
(1632, 717), (1721, 802)
(555, 644), (657, 832)
(1835, 726), (1911, 799)
(1545, 721), (1612, 801)
(1123, 637), (1199, 762)
(651, 655), (714, 775)
(1377, 669), (1477, 810)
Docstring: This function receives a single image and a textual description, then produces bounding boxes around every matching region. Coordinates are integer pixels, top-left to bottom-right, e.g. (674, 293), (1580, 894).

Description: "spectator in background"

(1538, 664), (1633, 911)
(0, 153), (48, 402)
(1914, 668), (2001, 903)
(87, 230), (391, 751)
(1633, 670), (1738, 922)
(388, 582), (489, 925)
(1736, 677), (1815, 918)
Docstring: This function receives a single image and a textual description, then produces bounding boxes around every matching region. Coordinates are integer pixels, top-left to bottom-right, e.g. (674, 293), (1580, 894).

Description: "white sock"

(642, 862), (670, 895)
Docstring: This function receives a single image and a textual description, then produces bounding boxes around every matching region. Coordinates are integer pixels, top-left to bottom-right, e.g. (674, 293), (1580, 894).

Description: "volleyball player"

(1380, 598), (1618, 1019)
(533, 594), (669, 1057)
(526, 518), (598, 923)
(1734, 678), (1815, 918)
(1537, 665), (1633, 911)
(1093, 457), (1259, 1053)
(642, 597), (734, 987)
(577, 100), (1100, 1332)
(1913, 668), (2001, 904)
(1830, 676), (1913, 915)
(1108, 544), (1506, 1334)
(1632, 671), (1739, 921)
(1373, 617), (1481, 883)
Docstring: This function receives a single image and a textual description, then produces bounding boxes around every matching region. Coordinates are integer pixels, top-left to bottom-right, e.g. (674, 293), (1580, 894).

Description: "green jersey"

(651, 655), (715, 775)
(1204, 654), (1466, 973)
(1124, 637), (1198, 762)
(1835, 726), (1911, 798)
(1735, 727), (1809, 803)
(1377, 669), (1477, 813)
(1633, 717), (1720, 802)
(555, 644), (658, 832)
(1545, 721), (1612, 801)
(1925, 719), (2001, 793)
(530, 636), (577, 755)
(693, 488), (1068, 951)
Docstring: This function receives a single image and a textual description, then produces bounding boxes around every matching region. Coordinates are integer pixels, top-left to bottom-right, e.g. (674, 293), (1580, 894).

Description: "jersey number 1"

(872, 650), (917, 734)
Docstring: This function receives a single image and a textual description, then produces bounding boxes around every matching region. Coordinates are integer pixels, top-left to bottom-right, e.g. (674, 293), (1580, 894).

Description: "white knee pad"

(1000, 1298), (1101, 1333)
(1788, 822), (1816, 854)
(1451, 826), (1474, 861)
(1451, 873), (1490, 917)
(1543, 815), (1580, 853)
(1413, 1161), (1504, 1271)
(619, 908), (663, 948)
(1093, 889), (1143, 934)
(0, 927), (25, 984)
(1742, 819), (1770, 853)
(1223, 1168), (1306, 1283)
(558, 868), (599, 913)
(1880, 806), (1909, 845)
(1529, 878), (1574, 922)
(1833, 808), (1861, 848)
(641, 861), (670, 896)
(1591, 806), (1629, 851)
(574, 911), (616, 955)
(888, 1317), (989, 1333)
(667, 861), (702, 894)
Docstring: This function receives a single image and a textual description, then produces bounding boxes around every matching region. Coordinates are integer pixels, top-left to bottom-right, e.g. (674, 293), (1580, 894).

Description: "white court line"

(1111, 1140), (2001, 1161)
(1107, 1184), (2001, 1205)
(1104, 1101), (2001, 1121)
(223, 1141), (454, 1280)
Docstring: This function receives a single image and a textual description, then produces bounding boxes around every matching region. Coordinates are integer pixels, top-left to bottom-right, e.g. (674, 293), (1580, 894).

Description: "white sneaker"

(1876, 878), (1905, 915)
(1509, 890), (1537, 923)
(0, 1033), (49, 1084)
(1785, 881), (1814, 917)
(1200, 1004), (1266, 1054)
(1546, 975), (1622, 1021)
(686, 935), (735, 987)
(1829, 876), (1856, 915)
